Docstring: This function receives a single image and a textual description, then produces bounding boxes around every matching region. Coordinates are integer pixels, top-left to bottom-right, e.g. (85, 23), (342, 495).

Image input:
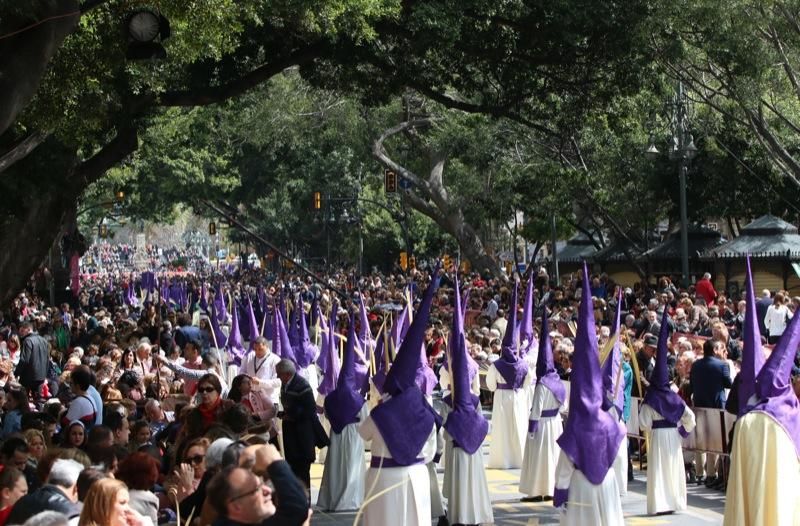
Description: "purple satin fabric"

(493, 359), (528, 390)
(444, 406), (488, 455)
(538, 375), (566, 407)
(370, 387), (437, 466)
(323, 389), (364, 434)
(370, 456), (423, 468)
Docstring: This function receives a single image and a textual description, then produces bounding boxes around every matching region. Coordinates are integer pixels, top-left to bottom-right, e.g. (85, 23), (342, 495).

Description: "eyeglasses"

(197, 386), (216, 394)
(228, 476), (271, 503)
(184, 455), (205, 465)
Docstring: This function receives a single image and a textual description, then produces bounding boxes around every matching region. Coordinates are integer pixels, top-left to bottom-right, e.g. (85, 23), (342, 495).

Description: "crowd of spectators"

(0, 263), (795, 524)
(81, 243), (208, 275)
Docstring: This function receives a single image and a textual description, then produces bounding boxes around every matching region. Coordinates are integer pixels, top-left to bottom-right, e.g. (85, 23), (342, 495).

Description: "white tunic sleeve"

(638, 403), (655, 431)
(358, 414), (377, 443)
(679, 406), (696, 434)
(486, 364), (498, 392)
(554, 451), (575, 492)
(529, 384), (546, 420)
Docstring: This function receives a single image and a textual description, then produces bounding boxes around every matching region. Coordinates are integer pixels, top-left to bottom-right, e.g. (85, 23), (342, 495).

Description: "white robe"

(638, 403), (696, 514)
(609, 407), (628, 496)
(317, 404), (368, 511)
(554, 453), (623, 526)
(358, 413), (436, 526)
(519, 384), (564, 497)
(723, 411), (800, 526)
(486, 364), (532, 469)
(315, 391), (329, 464)
(427, 426), (445, 519)
(440, 404), (494, 525)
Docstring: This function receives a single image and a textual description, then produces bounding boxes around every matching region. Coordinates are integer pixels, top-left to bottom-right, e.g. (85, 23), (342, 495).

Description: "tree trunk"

(0, 1), (80, 136)
(0, 129), (137, 309)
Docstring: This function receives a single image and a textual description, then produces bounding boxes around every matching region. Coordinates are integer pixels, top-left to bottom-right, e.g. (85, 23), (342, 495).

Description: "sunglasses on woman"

(184, 455), (205, 465)
(197, 386), (216, 394)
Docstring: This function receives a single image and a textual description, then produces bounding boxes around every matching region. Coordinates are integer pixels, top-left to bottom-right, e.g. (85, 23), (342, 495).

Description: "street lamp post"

(647, 81), (698, 289)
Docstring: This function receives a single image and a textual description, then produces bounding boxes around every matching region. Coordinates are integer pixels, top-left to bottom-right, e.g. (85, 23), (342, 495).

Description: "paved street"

(307, 447), (725, 525)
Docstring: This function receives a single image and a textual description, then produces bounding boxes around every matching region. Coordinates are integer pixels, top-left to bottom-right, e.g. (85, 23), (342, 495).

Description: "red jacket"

(695, 278), (717, 306)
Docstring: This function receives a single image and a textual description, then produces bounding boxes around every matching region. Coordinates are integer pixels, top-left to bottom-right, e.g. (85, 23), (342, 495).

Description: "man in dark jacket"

(15, 322), (50, 407)
(207, 444), (309, 526)
(276, 359), (317, 490)
(6, 459), (82, 524)
(689, 339), (733, 488)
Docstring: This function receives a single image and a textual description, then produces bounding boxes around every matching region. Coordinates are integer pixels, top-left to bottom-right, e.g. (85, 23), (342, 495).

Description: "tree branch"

(372, 119), (432, 191)
(0, 131), (49, 174)
(74, 126), (139, 187)
(156, 42), (325, 107)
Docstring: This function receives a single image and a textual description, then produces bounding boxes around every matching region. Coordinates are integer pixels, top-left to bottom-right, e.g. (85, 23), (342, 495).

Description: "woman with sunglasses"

(183, 374), (234, 438)
(168, 437), (209, 505)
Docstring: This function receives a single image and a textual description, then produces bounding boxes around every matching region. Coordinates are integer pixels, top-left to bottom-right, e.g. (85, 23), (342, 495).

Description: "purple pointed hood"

(371, 269), (442, 465)
(642, 308), (686, 424)
(317, 303), (340, 396)
(601, 290), (625, 416)
(209, 304), (228, 349)
(443, 274), (489, 454)
(272, 307), (298, 365)
(739, 256), (765, 415)
(382, 270), (439, 396)
(247, 296), (260, 351)
(324, 312), (365, 433)
(493, 282), (528, 389)
(520, 277), (537, 356)
(536, 306), (566, 405)
(557, 263), (625, 485)
(214, 283), (227, 323)
(287, 298), (299, 349)
(226, 302), (246, 366)
(293, 297), (317, 369)
(749, 304), (800, 457)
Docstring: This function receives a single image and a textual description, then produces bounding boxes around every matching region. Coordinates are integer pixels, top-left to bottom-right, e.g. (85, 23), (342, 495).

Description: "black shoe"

(436, 515), (450, 526)
(704, 476), (718, 488)
(628, 472), (635, 482)
(711, 479), (726, 491)
(695, 476), (705, 485)
(686, 465), (697, 484)
(542, 496), (553, 502)
(520, 496), (538, 503)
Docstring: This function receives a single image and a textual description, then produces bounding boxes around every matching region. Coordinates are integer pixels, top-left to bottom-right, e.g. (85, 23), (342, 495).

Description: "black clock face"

(129, 11), (160, 42)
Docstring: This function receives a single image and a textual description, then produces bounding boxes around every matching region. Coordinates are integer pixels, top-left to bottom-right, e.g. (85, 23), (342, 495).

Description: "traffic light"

(443, 254), (452, 271)
(208, 221), (216, 236)
(313, 192), (322, 210)
(399, 251), (408, 270)
(98, 224), (108, 238)
(505, 260), (513, 276)
(384, 169), (397, 194)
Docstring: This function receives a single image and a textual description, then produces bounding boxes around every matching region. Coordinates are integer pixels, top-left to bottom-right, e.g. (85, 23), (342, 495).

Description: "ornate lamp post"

(647, 81), (698, 289)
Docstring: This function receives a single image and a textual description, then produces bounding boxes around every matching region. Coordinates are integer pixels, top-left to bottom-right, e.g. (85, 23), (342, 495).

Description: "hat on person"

(556, 263), (625, 489)
(739, 256), (765, 416)
(644, 334), (658, 347)
(442, 273), (488, 455)
(370, 266), (442, 466)
(206, 438), (234, 469)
